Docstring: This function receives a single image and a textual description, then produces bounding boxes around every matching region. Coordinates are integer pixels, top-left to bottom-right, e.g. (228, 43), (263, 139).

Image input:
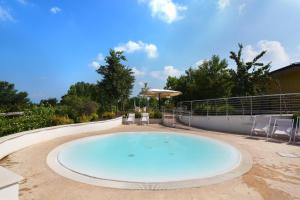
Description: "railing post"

(226, 99), (228, 116)
(280, 94), (282, 116)
(206, 100), (209, 116)
(250, 96), (253, 116)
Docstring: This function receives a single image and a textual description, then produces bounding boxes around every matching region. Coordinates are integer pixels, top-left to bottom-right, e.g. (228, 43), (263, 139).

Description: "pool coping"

(47, 131), (253, 190)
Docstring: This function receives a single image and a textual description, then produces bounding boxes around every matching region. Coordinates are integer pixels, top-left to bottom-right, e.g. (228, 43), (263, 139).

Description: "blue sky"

(1, 0), (300, 102)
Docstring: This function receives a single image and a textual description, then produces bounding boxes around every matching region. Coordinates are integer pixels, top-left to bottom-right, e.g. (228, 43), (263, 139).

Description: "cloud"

(132, 67), (145, 77)
(89, 53), (105, 69)
(238, 3), (246, 14)
(138, 81), (145, 87)
(243, 40), (290, 68)
(140, 0), (187, 24)
(0, 6), (14, 22)
(164, 65), (181, 77)
(50, 7), (62, 14)
(218, 0), (230, 10)
(150, 65), (182, 79)
(115, 40), (158, 58)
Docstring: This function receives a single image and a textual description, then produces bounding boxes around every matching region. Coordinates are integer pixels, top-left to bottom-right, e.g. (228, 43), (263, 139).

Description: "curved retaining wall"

(0, 117), (122, 200)
(179, 115), (290, 134)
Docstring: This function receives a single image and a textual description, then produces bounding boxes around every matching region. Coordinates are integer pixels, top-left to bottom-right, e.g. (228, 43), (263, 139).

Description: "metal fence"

(177, 93), (300, 116)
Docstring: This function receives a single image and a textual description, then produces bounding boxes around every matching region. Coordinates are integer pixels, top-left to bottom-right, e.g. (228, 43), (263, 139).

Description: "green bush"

(0, 106), (55, 136)
(102, 112), (115, 119)
(79, 115), (92, 123)
(51, 115), (74, 126)
(134, 112), (141, 118)
(292, 111), (300, 127)
(149, 110), (162, 119)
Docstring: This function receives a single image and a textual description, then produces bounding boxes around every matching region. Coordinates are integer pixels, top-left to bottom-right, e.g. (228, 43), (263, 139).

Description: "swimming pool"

(55, 132), (241, 184)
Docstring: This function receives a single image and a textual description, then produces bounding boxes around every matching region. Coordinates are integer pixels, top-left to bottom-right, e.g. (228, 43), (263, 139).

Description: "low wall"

(122, 118), (162, 124)
(179, 115), (290, 134)
(0, 117), (123, 200)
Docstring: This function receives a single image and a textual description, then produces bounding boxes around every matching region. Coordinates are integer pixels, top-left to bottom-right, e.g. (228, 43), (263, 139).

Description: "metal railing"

(177, 93), (300, 116)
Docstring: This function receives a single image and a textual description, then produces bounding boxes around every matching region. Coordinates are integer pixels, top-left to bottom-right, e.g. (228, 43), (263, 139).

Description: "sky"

(1, 0), (300, 102)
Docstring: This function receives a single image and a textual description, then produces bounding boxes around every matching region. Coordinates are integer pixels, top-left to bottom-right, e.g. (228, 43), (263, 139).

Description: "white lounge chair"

(141, 113), (149, 125)
(126, 113), (135, 124)
(271, 118), (294, 143)
(251, 116), (272, 137)
(294, 117), (300, 143)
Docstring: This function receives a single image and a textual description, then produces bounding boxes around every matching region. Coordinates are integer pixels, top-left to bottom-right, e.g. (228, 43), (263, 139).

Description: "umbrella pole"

(158, 93), (161, 111)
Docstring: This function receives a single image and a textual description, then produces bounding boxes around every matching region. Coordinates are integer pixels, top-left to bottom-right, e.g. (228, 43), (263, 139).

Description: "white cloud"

(0, 6), (14, 22)
(140, 0), (187, 24)
(132, 67), (145, 77)
(244, 40), (290, 68)
(115, 40), (158, 58)
(89, 53), (105, 69)
(89, 61), (100, 69)
(238, 3), (246, 14)
(218, 0), (230, 10)
(50, 7), (62, 14)
(150, 65), (182, 79)
(138, 81), (145, 87)
(164, 65), (181, 77)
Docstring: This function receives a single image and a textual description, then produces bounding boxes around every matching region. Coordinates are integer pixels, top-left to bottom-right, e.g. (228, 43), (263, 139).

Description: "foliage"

(149, 110), (162, 119)
(229, 43), (271, 96)
(78, 113), (99, 123)
(101, 111), (116, 119)
(0, 106), (55, 136)
(97, 49), (135, 111)
(0, 81), (30, 112)
(62, 82), (97, 100)
(165, 55), (232, 103)
(292, 111), (300, 127)
(40, 98), (58, 107)
(51, 115), (74, 126)
(134, 111), (141, 118)
(60, 95), (98, 122)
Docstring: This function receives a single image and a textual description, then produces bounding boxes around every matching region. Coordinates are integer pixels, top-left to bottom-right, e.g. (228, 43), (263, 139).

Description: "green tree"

(0, 81), (30, 112)
(96, 49), (135, 111)
(229, 43), (271, 96)
(40, 98), (58, 107)
(165, 55), (231, 103)
(63, 82), (97, 100)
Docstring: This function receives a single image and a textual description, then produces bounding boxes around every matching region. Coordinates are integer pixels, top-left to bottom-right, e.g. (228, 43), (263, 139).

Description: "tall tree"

(0, 81), (30, 112)
(229, 43), (271, 96)
(165, 55), (231, 103)
(96, 49), (135, 111)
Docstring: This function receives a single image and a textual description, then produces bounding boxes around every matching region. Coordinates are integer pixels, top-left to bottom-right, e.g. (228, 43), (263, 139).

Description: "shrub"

(79, 115), (92, 123)
(102, 112), (115, 119)
(90, 113), (99, 121)
(134, 112), (141, 118)
(292, 111), (300, 127)
(149, 110), (162, 119)
(51, 115), (74, 126)
(0, 106), (55, 136)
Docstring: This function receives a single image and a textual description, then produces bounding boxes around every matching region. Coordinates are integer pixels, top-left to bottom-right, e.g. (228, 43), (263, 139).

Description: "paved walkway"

(1, 124), (300, 200)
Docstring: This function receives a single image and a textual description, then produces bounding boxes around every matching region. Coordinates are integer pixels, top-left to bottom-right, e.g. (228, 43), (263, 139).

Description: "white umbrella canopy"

(142, 89), (182, 98)
(141, 89), (182, 110)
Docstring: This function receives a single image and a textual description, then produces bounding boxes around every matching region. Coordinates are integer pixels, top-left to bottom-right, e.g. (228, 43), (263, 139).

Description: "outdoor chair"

(294, 117), (300, 143)
(126, 113), (135, 124)
(251, 116), (272, 137)
(141, 113), (149, 125)
(271, 118), (294, 143)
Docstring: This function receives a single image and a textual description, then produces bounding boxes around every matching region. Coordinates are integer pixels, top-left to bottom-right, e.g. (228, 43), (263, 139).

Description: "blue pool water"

(58, 132), (240, 182)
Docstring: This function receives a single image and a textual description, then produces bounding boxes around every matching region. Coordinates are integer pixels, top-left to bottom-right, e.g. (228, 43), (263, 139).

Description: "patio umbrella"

(141, 89), (182, 110)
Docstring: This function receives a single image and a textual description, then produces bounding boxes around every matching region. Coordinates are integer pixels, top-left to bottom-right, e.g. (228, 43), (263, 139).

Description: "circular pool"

(53, 132), (243, 183)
